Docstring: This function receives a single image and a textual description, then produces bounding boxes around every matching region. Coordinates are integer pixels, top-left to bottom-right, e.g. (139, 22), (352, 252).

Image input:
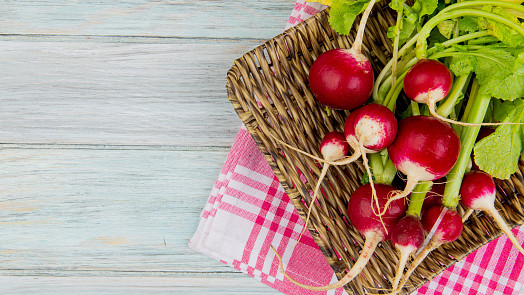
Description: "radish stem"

(438, 0), (524, 16)
(437, 74), (471, 118)
(352, 0), (377, 55)
(391, 0), (406, 86)
(406, 181), (433, 218)
(442, 88), (491, 208)
(416, 9), (524, 59)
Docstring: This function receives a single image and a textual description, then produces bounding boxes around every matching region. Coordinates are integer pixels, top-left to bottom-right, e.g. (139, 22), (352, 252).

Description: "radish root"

(428, 100), (524, 127)
(271, 231), (383, 291)
(380, 176), (419, 216)
(391, 246), (414, 290)
(485, 206), (524, 256)
(358, 139), (386, 234)
(378, 239), (440, 295)
(462, 208), (474, 222)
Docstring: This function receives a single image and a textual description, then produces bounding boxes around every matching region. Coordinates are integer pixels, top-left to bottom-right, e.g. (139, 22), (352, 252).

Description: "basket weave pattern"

(226, 6), (524, 294)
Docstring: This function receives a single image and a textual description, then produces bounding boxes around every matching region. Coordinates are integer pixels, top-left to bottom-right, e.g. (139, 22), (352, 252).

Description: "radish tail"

(462, 208), (474, 222)
(381, 176), (419, 216)
(391, 247), (413, 290)
(329, 149), (362, 165)
(358, 140), (386, 233)
(268, 131), (362, 166)
(386, 239), (440, 295)
(486, 206), (524, 256)
(271, 231), (382, 291)
(267, 132), (325, 162)
(429, 100), (524, 127)
(351, 0), (376, 55)
(294, 163), (330, 247)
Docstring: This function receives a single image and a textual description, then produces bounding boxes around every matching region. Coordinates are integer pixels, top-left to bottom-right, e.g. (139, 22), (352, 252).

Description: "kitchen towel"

(189, 1), (524, 294)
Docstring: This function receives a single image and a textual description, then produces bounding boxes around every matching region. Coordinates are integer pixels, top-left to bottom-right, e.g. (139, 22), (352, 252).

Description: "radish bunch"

(270, 0), (524, 293)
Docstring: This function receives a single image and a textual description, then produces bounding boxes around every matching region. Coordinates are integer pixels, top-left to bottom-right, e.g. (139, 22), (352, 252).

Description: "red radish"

(404, 59), (524, 127)
(344, 103), (398, 214)
(390, 215), (425, 289)
(271, 183), (407, 291)
(308, 0), (377, 110)
(421, 206), (463, 243)
(460, 171), (524, 255)
(295, 131), (350, 242)
(403, 59), (453, 109)
(387, 206), (463, 294)
(344, 103), (398, 153)
(383, 116), (460, 214)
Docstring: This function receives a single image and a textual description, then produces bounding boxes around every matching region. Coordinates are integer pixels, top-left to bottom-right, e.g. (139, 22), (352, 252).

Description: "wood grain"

(0, 0), (291, 39)
(1, 0), (297, 293)
(0, 148), (226, 271)
(0, 276), (281, 294)
(1, 40), (253, 147)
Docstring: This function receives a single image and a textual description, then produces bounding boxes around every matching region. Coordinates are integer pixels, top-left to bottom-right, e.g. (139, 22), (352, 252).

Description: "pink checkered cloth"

(189, 1), (524, 294)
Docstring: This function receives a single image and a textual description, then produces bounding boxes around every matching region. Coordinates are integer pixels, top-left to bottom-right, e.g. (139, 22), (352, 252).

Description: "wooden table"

(1, 1), (291, 293)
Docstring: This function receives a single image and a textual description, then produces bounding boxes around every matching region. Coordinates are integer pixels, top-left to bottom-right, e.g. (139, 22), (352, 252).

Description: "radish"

(387, 206), (463, 294)
(270, 104), (397, 227)
(344, 103), (398, 215)
(403, 59), (453, 117)
(308, 0), (377, 110)
(403, 59), (524, 127)
(295, 131), (350, 242)
(271, 183), (407, 291)
(268, 103), (397, 184)
(390, 215), (425, 289)
(460, 171), (524, 255)
(383, 115), (460, 213)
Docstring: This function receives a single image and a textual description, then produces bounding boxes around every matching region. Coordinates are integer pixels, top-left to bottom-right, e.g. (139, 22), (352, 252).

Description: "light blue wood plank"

(0, 0), (299, 293)
(0, 276), (282, 295)
(0, 0), (294, 39)
(0, 40), (256, 147)
(0, 147), (231, 272)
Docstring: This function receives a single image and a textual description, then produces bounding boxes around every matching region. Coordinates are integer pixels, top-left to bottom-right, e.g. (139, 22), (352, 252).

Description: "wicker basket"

(226, 4), (524, 294)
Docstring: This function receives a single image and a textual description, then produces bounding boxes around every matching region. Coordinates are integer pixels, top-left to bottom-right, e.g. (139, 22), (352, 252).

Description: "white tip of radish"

(356, 117), (385, 147)
(395, 161), (436, 182)
(321, 143), (349, 162)
(468, 195), (496, 212)
(413, 88), (447, 104)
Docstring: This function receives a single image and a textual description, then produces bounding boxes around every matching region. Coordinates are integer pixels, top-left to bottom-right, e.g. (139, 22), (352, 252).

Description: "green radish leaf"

(474, 99), (524, 179)
(329, 0), (371, 35)
(493, 99), (518, 122)
(449, 46), (524, 100)
(387, 21), (416, 45)
(411, 0), (438, 22)
(388, 0), (402, 11)
(449, 54), (474, 76)
(437, 19), (455, 39)
(478, 6), (524, 48)
(459, 16), (480, 33)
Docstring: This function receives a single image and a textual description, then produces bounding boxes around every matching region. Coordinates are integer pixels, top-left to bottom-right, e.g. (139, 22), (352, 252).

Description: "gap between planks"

(0, 34), (272, 44)
(0, 143), (232, 152)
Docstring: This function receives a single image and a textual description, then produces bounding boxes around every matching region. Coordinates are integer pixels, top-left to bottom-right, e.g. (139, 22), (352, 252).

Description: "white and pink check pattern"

(190, 1), (524, 294)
